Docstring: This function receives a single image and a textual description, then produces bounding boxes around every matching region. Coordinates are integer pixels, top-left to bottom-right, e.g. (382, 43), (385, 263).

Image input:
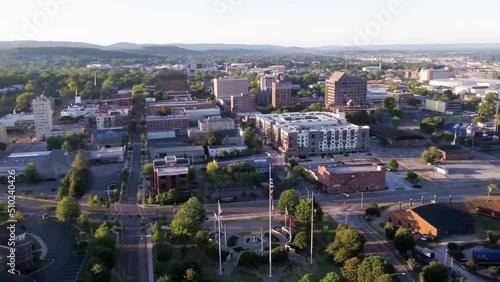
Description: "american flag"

(270, 178), (275, 215)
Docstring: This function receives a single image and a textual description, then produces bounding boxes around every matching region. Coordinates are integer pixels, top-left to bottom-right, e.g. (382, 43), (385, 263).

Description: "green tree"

(0, 142), (7, 152)
(204, 131), (218, 146)
(387, 159), (399, 171)
(295, 198), (323, 225)
(184, 268), (199, 282)
(341, 257), (361, 282)
(383, 97), (396, 109)
(384, 223), (397, 240)
(277, 189), (299, 216)
(170, 197), (206, 237)
(299, 273), (317, 282)
(487, 182), (497, 202)
(89, 263), (111, 282)
(393, 227), (415, 254)
(486, 230), (499, 245)
(15, 92), (36, 111)
(142, 163), (154, 176)
(320, 271), (341, 282)
(12, 210), (24, 221)
(293, 231), (309, 249)
(421, 146), (443, 164)
(326, 224), (366, 264)
(24, 162), (38, 183)
(420, 261), (449, 282)
(78, 211), (90, 228)
(157, 275), (173, 282)
(56, 196), (80, 222)
(391, 116), (401, 128)
(357, 256), (393, 282)
(194, 230), (208, 247)
(488, 266), (499, 277)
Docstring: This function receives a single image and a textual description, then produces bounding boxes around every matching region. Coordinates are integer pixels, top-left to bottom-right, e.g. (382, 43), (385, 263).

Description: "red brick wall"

(318, 165), (385, 194)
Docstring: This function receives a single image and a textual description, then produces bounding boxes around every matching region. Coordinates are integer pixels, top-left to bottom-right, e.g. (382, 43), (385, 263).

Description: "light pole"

(360, 191), (364, 210)
(310, 193), (314, 265)
(494, 101), (500, 135)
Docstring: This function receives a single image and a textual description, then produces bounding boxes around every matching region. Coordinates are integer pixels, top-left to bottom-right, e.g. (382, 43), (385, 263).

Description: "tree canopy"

(357, 255), (394, 282)
(420, 261), (449, 282)
(24, 162), (38, 183)
(277, 189), (300, 216)
(326, 224), (366, 264)
(170, 197), (206, 237)
(56, 196), (80, 222)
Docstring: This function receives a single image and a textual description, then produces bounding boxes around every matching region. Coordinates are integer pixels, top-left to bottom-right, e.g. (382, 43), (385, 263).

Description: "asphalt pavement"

(115, 106), (151, 282)
(24, 217), (85, 282)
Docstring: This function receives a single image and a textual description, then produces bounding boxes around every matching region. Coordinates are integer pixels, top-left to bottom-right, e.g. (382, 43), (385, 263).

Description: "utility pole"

(495, 101), (500, 135)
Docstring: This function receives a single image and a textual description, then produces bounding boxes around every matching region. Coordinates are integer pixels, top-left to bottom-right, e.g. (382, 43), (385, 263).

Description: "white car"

(420, 235), (430, 241)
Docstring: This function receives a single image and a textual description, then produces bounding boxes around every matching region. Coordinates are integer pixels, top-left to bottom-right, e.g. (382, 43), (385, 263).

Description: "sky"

(1, 0), (500, 47)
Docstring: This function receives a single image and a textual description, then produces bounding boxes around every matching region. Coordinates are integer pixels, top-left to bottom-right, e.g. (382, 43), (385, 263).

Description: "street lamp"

(494, 101), (500, 135)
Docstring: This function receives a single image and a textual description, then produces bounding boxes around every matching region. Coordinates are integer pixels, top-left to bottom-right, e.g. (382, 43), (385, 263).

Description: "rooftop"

(257, 111), (367, 133)
(411, 202), (474, 232)
(370, 125), (427, 141)
(0, 150), (71, 175)
(319, 161), (384, 174)
(155, 166), (189, 176)
(199, 117), (233, 123)
(438, 145), (469, 153)
(150, 146), (204, 155)
(145, 114), (190, 120)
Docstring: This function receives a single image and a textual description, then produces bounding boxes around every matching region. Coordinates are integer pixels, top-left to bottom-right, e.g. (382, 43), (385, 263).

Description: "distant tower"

(75, 89), (82, 104)
(32, 96), (54, 140)
(94, 72), (97, 87)
(344, 55), (347, 70)
(379, 55), (382, 71)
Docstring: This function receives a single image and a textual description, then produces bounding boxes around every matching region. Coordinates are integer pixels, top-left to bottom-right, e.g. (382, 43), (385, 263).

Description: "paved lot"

(25, 217), (85, 282)
(88, 163), (122, 196)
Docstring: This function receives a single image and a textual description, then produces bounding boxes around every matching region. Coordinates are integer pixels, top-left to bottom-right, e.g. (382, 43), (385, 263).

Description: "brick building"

(317, 162), (386, 194)
(145, 115), (190, 134)
(325, 72), (367, 108)
(231, 93), (256, 113)
(385, 202), (474, 238)
(156, 70), (188, 91)
(272, 75), (293, 109)
(153, 156), (190, 196)
(0, 225), (33, 272)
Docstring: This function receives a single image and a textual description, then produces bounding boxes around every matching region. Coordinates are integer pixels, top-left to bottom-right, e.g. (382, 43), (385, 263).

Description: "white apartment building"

(33, 96), (53, 140)
(96, 115), (115, 129)
(198, 116), (235, 132)
(260, 74), (277, 92)
(213, 77), (249, 98)
(256, 111), (370, 157)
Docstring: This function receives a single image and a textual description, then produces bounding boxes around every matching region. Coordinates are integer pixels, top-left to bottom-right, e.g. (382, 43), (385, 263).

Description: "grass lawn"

(282, 259), (341, 282)
(203, 267), (261, 282)
(465, 197), (500, 237)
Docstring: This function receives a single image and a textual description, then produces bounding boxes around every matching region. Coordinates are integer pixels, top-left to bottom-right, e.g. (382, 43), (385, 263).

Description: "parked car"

(420, 235), (430, 241)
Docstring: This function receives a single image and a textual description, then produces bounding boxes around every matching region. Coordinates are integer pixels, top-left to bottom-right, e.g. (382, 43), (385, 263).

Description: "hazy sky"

(1, 0), (500, 47)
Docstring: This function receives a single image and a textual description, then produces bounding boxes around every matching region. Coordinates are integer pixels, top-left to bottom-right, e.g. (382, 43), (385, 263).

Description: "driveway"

(24, 217), (85, 282)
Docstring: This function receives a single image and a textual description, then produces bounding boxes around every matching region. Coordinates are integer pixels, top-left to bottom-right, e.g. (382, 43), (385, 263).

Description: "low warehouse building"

(386, 202), (474, 238)
(370, 125), (428, 147)
(0, 150), (72, 182)
(438, 145), (471, 161)
(88, 146), (126, 164)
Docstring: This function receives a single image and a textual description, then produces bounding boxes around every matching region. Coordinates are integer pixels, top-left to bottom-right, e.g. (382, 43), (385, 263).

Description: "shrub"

(239, 251), (258, 266)
(227, 235), (239, 247)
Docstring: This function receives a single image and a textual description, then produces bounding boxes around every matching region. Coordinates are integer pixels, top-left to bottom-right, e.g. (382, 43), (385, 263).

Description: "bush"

(227, 235), (239, 247)
(239, 251), (258, 266)
(204, 244), (229, 260)
(271, 247), (288, 265)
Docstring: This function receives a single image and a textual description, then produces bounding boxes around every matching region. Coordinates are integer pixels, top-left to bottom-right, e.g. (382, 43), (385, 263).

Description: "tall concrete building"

(156, 70), (188, 91)
(325, 72), (367, 108)
(272, 74), (293, 109)
(32, 96), (54, 140)
(260, 74), (277, 92)
(213, 77), (249, 98)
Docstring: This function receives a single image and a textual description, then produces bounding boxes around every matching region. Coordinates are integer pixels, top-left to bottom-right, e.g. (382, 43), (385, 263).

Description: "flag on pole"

(214, 211), (218, 220)
(270, 178), (275, 215)
(218, 200), (223, 218)
(290, 218), (296, 228)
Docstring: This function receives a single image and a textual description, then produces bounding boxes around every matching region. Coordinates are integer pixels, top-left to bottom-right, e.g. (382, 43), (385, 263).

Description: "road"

(115, 105), (151, 282)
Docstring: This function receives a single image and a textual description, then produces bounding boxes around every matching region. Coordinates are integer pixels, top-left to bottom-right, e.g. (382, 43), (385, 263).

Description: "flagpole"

(269, 163), (272, 278)
(290, 217), (292, 242)
(218, 216), (222, 275)
(310, 192), (314, 265)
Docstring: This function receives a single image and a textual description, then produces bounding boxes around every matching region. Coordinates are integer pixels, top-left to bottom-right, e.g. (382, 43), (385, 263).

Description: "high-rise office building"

(213, 76), (249, 98)
(260, 74), (277, 92)
(325, 72), (367, 108)
(32, 96), (53, 140)
(272, 74), (293, 109)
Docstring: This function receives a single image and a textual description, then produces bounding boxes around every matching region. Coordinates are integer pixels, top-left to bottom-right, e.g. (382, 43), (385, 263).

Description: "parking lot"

(88, 163), (123, 196)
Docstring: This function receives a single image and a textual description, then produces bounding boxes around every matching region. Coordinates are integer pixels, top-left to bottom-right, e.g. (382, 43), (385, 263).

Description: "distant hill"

(1, 40), (500, 55)
(0, 47), (158, 59)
